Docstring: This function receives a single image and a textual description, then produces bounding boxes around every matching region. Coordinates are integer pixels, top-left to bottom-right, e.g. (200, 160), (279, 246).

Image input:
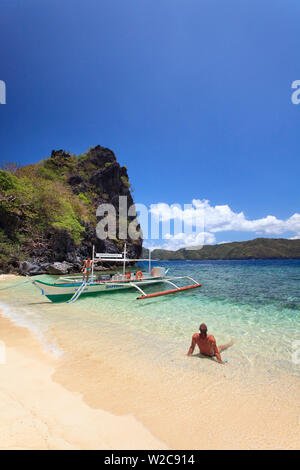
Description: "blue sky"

(1, 0), (300, 248)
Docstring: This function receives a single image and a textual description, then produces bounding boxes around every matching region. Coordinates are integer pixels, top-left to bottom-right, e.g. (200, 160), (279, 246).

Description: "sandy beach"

(0, 274), (299, 450)
(53, 333), (300, 450)
(0, 310), (299, 450)
(0, 311), (167, 450)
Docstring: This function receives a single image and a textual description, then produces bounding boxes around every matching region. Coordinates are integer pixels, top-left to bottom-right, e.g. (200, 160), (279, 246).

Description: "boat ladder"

(67, 281), (87, 304)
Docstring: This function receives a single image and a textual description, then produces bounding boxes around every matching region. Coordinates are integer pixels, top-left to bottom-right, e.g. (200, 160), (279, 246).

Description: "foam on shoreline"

(0, 311), (168, 450)
(0, 272), (299, 449)
(0, 301), (63, 358)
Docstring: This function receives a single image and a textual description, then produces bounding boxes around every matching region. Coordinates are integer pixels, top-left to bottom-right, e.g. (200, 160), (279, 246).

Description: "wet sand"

(0, 313), (167, 450)
(0, 274), (299, 449)
(52, 331), (300, 450)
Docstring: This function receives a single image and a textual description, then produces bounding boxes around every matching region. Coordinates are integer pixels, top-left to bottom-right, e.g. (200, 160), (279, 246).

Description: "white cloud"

(150, 199), (300, 235)
(144, 232), (215, 251)
(144, 199), (300, 250)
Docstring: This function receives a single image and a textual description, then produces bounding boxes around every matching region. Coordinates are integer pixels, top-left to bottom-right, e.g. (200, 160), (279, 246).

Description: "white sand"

(0, 314), (168, 450)
(0, 275), (299, 450)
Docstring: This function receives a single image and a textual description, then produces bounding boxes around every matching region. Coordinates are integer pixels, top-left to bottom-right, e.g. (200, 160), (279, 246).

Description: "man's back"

(191, 333), (218, 356)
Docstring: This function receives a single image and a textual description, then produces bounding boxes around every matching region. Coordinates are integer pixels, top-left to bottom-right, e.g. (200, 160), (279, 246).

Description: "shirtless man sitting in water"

(187, 323), (233, 365)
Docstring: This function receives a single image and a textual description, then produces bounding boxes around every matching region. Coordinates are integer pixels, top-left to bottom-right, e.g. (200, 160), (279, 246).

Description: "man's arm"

(213, 341), (225, 364)
(187, 335), (197, 355)
(215, 350), (224, 364)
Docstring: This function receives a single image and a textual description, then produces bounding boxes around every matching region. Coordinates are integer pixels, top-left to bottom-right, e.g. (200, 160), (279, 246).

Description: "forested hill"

(0, 146), (142, 274)
(143, 238), (300, 260)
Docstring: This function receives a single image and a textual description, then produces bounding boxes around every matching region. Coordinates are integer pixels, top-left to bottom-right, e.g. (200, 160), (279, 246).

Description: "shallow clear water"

(1, 259), (300, 382)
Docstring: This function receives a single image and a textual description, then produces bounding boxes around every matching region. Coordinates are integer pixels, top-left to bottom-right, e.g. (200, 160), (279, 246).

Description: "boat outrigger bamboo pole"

(123, 243), (127, 277)
(92, 244), (95, 282)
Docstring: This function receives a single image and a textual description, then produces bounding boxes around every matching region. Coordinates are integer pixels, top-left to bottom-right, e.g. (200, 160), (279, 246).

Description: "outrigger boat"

(27, 245), (202, 303)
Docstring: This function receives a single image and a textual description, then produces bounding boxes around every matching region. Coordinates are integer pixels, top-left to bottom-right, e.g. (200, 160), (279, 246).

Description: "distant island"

(143, 238), (300, 260)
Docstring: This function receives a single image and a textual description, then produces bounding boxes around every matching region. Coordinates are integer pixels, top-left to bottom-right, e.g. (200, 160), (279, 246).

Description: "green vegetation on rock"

(0, 145), (141, 273)
(121, 175), (131, 188)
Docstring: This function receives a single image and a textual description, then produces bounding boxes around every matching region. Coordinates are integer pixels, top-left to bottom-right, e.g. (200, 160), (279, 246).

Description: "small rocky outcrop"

(45, 261), (74, 275)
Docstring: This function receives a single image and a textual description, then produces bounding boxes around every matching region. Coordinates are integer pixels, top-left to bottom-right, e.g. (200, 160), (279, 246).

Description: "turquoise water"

(1, 259), (300, 382)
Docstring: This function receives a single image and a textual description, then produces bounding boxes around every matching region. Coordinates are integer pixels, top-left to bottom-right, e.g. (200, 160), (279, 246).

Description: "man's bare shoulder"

(207, 334), (216, 342)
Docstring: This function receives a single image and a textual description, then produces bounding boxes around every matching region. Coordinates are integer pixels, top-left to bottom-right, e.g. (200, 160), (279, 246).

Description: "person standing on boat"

(187, 323), (233, 365)
(81, 257), (99, 282)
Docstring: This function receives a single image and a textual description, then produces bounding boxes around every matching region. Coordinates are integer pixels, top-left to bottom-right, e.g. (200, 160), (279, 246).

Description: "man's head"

(87, 257), (91, 261)
(199, 323), (207, 337)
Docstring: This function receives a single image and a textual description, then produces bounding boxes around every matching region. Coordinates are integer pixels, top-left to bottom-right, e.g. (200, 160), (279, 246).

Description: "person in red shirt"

(187, 323), (233, 364)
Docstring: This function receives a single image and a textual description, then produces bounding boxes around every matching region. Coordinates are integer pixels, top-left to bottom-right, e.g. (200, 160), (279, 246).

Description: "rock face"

(0, 145), (142, 274)
(45, 262), (74, 275)
(18, 261), (43, 275)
